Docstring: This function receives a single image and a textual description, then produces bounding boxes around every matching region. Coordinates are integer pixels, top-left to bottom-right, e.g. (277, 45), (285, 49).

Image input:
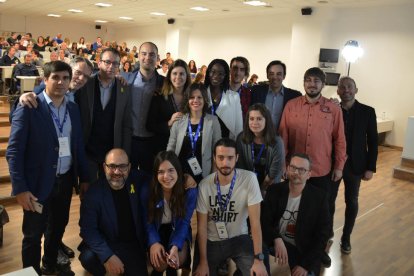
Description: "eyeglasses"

(287, 165), (309, 175)
(104, 163), (130, 172)
(101, 60), (120, 67)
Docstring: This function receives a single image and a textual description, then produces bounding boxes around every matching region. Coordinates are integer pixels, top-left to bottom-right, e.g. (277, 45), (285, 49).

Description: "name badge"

(215, 221), (229, 239)
(187, 156), (202, 176)
(58, 137), (71, 157)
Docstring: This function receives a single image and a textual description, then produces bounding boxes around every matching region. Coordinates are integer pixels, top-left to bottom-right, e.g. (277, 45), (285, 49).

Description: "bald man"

(79, 148), (150, 275)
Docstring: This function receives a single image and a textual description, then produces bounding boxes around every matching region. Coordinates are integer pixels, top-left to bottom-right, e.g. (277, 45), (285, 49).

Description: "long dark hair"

(161, 59), (192, 98)
(148, 151), (186, 223)
(242, 103), (277, 146)
(204, 59), (230, 92)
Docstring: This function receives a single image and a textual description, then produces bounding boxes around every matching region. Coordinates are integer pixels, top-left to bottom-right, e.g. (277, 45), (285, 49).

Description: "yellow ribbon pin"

(130, 184), (135, 194)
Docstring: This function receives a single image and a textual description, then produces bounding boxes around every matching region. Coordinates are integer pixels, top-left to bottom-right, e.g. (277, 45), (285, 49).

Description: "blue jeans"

(204, 235), (254, 276)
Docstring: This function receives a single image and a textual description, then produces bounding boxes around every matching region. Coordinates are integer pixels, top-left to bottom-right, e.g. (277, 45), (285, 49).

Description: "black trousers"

(22, 171), (73, 274)
(131, 136), (156, 173)
(308, 173), (335, 238)
(79, 241), (148, 276)
(331, 161), (362, 241)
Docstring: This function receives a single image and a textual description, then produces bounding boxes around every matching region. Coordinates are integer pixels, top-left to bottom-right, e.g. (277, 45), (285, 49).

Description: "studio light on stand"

(342, 40), (363, 76)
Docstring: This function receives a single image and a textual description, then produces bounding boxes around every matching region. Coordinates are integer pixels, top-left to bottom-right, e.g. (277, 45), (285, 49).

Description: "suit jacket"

(345, 100), (378, 174)
(6, 93), (89, 202)
(75, 75), (132, 156)
(261, 181), (329, 273)
(167, 113), (222, 178)
(79, 170), (150, 263)
(250, 84), (302, 108)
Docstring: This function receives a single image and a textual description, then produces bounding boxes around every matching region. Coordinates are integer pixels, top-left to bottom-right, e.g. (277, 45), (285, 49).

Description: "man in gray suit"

(75, 48), (132, 182)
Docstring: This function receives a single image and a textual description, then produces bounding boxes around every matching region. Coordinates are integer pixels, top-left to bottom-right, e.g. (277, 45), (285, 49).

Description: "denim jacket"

(145, 187), (197, 250)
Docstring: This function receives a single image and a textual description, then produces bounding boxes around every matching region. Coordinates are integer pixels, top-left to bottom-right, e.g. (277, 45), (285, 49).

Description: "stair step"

(0, 195), (16, 206)
(0, 112), (8, 118)
(0, 137), (8, 143)
(393, 165), (414, 183)
(0, 180), (14, 206)
(401, 157), (414, 169)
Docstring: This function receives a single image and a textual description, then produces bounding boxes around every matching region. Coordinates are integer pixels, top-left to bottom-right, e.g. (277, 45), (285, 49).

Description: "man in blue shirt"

(6, 61), (90, 275)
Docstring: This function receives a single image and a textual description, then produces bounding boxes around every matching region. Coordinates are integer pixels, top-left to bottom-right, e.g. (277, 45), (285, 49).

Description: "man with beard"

(250, 60), (301, 130)
(122, 42), (164, 173)
(78, 148), (149, 275)
(279, 67), (346, 267)
(194, 138), (268, 276)
(261, 153), (329, 276)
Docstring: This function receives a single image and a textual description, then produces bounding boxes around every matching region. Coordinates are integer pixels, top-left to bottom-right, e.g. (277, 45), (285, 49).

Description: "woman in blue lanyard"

(204, 59), (243, 140)
(145, 151), (197, 276)
(147, 59), (192, 154)
(167, 83), (222, 184)
(236, 103), (285, 195)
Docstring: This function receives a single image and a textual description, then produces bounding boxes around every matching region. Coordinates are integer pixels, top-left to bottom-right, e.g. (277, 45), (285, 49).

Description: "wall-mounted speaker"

(301, 8), (312, 15)
(95, 25), (101, 30)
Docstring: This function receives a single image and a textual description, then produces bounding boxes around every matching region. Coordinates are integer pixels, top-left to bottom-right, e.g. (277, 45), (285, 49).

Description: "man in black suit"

(261, 153), (329, 276)
(250, 60), (301, 129)
(332, 76), (378, 254)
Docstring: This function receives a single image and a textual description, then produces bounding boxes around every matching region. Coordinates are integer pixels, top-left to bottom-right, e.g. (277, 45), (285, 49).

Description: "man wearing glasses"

(75, 48), (132, 182)
(79, 148), (149, 275)
(261, 153), (329, 276)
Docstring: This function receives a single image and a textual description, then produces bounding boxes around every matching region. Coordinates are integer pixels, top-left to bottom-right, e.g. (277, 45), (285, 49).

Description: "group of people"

(6, 40), (378, 276)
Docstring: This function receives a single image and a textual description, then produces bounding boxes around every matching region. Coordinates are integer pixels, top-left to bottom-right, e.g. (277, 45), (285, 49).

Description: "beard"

(217, 166), (234, 177)
(305, 90), (321, 99)
(106, 173), (125, 190)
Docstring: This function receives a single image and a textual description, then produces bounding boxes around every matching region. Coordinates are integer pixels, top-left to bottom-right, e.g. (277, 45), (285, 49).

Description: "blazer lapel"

(202, 115), (212, 153)
(103, 182), (118, 235)
(86, 78), (96, 124)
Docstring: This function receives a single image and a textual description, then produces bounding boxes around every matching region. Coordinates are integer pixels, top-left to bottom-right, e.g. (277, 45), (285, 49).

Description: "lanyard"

(251, 143), (265, 166)
(237, 86), (242, 96)
(49, 105), (68, 136)
(215, 169), (237, 212)
(188, 116), (203, 156)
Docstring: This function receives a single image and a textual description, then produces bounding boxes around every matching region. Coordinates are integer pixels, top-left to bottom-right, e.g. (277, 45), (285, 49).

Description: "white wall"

(0, 14), (115, 44)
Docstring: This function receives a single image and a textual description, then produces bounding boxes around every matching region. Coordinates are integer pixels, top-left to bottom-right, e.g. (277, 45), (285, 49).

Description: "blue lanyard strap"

(215, 169), (237, 212)
(49, 105), (68, 135)
(188, 116), (203, 156)
(251, 143), (265, 166)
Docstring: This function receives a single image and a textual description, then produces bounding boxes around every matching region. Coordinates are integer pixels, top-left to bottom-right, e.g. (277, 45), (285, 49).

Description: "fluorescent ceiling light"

(119, 16), (133, 20)
(191, 6), (209, 12)
(68, 9), (83, 13)
(150, 12), (166, 16)
(95, 2), (112, 7)
(95, 20), (108, 23)
(244, 1), (267, 6)
(47, 14), (61, 17)
(0, 0), (7, 3)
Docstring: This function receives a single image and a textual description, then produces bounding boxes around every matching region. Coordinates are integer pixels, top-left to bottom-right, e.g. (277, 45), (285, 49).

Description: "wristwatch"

(254, 253), (265, 261)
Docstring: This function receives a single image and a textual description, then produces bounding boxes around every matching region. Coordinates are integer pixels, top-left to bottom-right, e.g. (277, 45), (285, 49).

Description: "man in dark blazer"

(75, 48), (132, 182)
(250, 60), (301, 130)
(6, 61), (89, 275)
(261, 153), (329, 276)
(332, 76), (378, 254)
(78, 148), (149, 275)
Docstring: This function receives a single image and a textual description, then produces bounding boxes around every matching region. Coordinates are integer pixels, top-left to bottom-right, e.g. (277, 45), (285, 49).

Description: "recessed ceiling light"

(318, 0), (329, 3)
(47, 14), (61, 17)
(95, 20), (108, 23)
(95, 2), (112, 7)
(0, 0), (7, 3)
(119, 16), (133, 20)
(68, 9), (83, 13)
(150, 12), (166, 16)
(244, 1), (267, 6)
(191, 7), (209, 12)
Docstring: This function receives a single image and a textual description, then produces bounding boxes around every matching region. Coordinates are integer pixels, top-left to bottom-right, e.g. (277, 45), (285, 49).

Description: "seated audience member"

(77, 37), (87, 49)
(92, 37), (103, 51)
(167, 83), (221, 184)
(204, 59), (243, 140)
(33, 36), (46, 51)
(78, 148), (149, 276)
(31, 50), (44, 67)
(49, 40), (59, 52)
(248, 74), (258, 87)
(236, 103), (284, 195)
(261, 153), (329, 276)
(49, 51), (59, 61)
(145, 151), (196, 276)
(188, 59), (197, 74)
(194, 138), (267, 276)
(121, 60), (132, 72)
(58, 49), (70, 64)
(14, 53), (39, 78)
(7, 32), (18, 46)
(59, 42), (71, 56)
(0, 47), (20, 66)
(54, 33), (63, 44)
(70, 42), (78, 55)
(157, 59), (169, 77)
(193, 73), (204, 84)
(166, 52), (174, 65)
(147, 59), (192, 154)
